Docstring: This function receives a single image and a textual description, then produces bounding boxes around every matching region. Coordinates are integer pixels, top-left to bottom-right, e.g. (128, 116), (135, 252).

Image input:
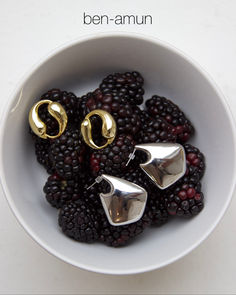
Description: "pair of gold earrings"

(29, 99), (117, 149)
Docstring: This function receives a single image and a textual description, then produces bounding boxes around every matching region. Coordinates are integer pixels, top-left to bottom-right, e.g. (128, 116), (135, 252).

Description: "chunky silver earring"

(88, 174), (147, 226)
(127, 143), (186, 190)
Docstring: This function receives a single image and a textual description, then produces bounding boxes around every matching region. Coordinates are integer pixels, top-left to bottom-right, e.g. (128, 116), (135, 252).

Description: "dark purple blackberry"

(122, 169), (168, 226)
(77, 91), (93, 118)
(122, 168), (157, 194)
(34, 137), (54, 174)
(99, 209), (150, 247)
(137, 111), (177, 144)
(146, 95), (194, 143)
(164, 177), (204, 218)
(90, 134), (136, 177)
(37, 89), (78, 136)
(184, 143), (205, 181)
(43, 174), (82, 208)
(40, 88), (77, 119)
(58, 200), (99, 243)
(78, 88), (141, 136)
(99, 71), (145, 105)
(145, 195), (169, 226)
(49, 127), (86, 179)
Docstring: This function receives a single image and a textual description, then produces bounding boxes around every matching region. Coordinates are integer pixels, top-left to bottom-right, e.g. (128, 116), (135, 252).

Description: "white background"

(0, 0), (236, 294)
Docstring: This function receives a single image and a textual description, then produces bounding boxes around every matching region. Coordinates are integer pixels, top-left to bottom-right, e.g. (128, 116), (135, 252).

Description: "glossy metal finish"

(135, 143), (186, 190)
(81, 109), (116, 149)
(29, 99), (68, 139)
(98, 174), (147, 226)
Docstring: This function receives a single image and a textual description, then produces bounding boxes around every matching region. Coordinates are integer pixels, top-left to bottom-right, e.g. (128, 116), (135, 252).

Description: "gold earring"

(81, 109), (116, 150)
(29, 99), (68, 139)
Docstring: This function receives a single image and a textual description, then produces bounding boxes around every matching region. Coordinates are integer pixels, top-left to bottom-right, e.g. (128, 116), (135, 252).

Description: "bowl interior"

(1, 35), (236, 274)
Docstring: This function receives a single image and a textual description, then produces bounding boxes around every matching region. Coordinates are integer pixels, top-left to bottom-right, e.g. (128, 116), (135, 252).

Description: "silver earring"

(88, 174), (147, 226)
(126, 143), (186, 190)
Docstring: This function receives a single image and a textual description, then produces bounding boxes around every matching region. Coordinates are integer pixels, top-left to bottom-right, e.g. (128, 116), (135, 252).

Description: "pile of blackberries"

(30, 71), (205, 247)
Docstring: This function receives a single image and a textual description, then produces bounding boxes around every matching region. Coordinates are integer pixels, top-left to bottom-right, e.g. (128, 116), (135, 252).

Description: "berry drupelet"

(164, 177), (204, 218)
(99, 71), (145, 105)
(43, 173), (81, 208)
(90, 134), (136, 177)
(58, 200), (99, 243)
(146, 95), (194, 143)
(78, 88), (142, 136)
(49, 127), (86, 179)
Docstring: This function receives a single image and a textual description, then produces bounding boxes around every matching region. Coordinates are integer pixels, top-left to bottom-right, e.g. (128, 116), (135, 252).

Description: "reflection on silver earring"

(127, 143), (186, 190)
(88, 174), (147, 226)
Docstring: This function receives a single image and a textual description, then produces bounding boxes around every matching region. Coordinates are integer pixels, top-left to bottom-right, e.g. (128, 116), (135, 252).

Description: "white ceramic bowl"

(1, 33), (236, 275)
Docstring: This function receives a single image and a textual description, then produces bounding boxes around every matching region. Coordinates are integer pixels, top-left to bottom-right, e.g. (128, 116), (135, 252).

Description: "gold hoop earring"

(81, 109), (116, 150)
(29, 99), (68, 139)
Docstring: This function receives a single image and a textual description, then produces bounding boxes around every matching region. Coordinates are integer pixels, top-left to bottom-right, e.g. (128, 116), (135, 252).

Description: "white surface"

(0, 0), (236, 293)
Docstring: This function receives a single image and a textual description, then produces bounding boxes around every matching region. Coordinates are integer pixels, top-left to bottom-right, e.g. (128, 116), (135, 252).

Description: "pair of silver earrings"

(89, 143), (186, 227)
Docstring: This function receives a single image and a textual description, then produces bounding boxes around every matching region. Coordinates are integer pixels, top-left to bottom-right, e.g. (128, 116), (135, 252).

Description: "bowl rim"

(1, 31), (236, 275)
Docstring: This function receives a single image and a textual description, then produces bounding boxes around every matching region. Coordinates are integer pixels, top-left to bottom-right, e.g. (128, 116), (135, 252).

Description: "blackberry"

(37, 89), (77, 136)
(43, 174), (81, 208)
(58, 200), (99, 243)
(122, 169), (168, 226)
(34, 137), (54, 174)
(122, 168), (157, 194)
(146, 95), (194, 143)
(184, 143), (205, 181)
(90, 134), (136, 177)
(99, 71), (145, 105)
(78, 88), (141, 136)
(77, 91), (93, 118)
(99, 209), (150, 247)
(41, 88), (77, 118)
(137, 111), (177, 144)
(164, 177), (204, 217)
(145, 195), (169, 226)
(50, 127), (86, 179)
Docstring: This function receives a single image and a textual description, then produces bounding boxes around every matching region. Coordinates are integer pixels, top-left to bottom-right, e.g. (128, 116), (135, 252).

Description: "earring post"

(126, 148), (136, 166)
(87, 176), (103, 190)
